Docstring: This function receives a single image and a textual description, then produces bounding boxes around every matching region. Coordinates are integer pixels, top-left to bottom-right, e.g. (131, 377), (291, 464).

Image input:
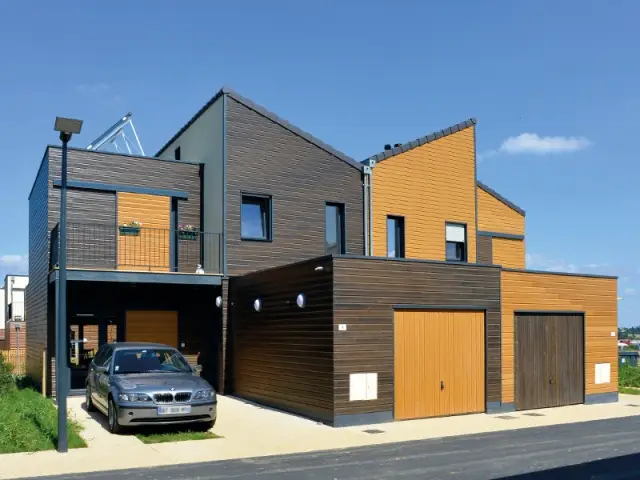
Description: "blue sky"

(0, 1), (637, 324)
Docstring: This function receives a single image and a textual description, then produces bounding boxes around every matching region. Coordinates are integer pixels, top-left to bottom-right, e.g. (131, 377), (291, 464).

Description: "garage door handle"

(440, 381), (445, 391)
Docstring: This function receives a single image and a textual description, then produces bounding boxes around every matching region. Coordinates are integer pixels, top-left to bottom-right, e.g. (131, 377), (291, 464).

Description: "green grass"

(0, 387), (87, 454)
(620, 386), (640, 395)
(135, 428), (220, 444)
(619, 365), (640, 388)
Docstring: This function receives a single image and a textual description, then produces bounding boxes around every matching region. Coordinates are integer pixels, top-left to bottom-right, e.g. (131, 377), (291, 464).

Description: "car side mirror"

(97, 366), (109, 375)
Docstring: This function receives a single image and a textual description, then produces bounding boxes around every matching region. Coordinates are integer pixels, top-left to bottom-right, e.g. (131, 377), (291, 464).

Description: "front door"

(69, 316), (120, 390)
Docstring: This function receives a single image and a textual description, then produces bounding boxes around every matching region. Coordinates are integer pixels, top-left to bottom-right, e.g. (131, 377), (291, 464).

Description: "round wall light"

(215, 296), (223, 308)
(296, 293), (306, 308)
(253, 298), (262, 312)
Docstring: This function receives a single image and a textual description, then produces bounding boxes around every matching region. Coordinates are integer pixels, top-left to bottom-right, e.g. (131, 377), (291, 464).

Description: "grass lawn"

(620, 386), (640, 395)
(135, 428), (220, 444)
(0, 387), (87, 454)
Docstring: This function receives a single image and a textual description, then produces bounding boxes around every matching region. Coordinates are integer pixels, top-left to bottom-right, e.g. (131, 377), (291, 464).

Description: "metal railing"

(50, 222), (223, 274)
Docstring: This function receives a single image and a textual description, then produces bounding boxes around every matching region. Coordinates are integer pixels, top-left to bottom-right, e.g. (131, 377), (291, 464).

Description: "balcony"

(50, 223), (223, 275)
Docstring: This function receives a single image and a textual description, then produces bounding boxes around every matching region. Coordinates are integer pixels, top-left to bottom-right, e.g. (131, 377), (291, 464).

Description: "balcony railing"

(50, 222), (223, 275)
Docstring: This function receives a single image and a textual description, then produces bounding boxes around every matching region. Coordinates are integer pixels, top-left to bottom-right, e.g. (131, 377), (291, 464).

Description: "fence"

(0, 350), (26, 375)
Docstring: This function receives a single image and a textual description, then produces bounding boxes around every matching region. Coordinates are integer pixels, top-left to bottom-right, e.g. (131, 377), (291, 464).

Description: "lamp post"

(53, 116), (83, 453)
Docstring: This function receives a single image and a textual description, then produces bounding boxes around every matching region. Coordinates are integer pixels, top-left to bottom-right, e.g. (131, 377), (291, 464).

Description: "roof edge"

(48, 145), (203, 166)
(364, 118), (477, 164)
(502, 267), (617, 280)
(156, 86), (364, 172)
(477, 181), (526, 216)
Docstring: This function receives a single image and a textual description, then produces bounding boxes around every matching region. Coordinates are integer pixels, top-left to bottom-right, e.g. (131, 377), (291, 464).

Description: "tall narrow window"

(325, 203), (345, 255)
(174, 146), (181, 160)
(241, 195), (272, 241)
(387, 216), (405, 258)
(445, 223), (467, 262)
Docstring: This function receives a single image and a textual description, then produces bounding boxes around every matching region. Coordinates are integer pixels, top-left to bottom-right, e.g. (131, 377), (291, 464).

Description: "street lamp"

(53, 116), (82, 453)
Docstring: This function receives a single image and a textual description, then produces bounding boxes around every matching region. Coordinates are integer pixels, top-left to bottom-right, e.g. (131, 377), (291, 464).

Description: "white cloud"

(624, 287), (637, 295)
(479, 132), (592, 161)
(526, 253), (578, 273)
(0, 254), (28, 274)
(499, 133), (592, 155)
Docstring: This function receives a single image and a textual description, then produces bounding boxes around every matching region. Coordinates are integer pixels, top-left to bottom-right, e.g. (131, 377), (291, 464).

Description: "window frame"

(240, 193), (273, 242)
(386, 215), (405, 258)
(445, 222), (468, 262)
(325, 202), (346, 255)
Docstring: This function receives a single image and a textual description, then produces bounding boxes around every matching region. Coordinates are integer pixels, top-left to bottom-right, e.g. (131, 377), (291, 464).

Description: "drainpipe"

(362, 159), (375, 256)
(363, 170), (369, 256)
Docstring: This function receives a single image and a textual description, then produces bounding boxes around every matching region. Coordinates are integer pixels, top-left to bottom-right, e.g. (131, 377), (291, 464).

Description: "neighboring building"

(27, 87), (618, 427)
(0, 286), (4, 350)
(2, 275), (28, 353)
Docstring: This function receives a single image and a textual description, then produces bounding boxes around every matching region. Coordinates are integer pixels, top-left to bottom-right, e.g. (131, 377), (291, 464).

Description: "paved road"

(32, 416), (640, 480)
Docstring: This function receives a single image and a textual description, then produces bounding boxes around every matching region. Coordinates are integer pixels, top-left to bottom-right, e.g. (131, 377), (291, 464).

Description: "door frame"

(513, 310), (586, 410)
(392, 305), (489, 420)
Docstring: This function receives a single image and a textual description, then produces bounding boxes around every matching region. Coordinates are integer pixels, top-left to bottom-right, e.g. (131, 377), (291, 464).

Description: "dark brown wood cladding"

(225, 98), (364, 276)
(229, 256), (335, 423)
(477, 235), (493, 264)
(332, 256), (502, 417)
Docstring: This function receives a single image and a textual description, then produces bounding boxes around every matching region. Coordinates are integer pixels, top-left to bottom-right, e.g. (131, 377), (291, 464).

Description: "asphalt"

(28, 416), (640, 480)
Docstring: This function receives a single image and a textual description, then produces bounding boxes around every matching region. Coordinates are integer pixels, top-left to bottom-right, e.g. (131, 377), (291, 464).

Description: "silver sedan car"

(85, 342), (217, 434)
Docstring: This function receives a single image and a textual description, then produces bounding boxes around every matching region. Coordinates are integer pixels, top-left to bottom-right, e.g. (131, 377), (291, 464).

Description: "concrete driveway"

(2, 394), (640, 479)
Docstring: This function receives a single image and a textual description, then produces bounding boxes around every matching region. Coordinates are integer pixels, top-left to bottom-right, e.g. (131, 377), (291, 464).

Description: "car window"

(92, 346), (107, 366)
(113, 348), (192, 374)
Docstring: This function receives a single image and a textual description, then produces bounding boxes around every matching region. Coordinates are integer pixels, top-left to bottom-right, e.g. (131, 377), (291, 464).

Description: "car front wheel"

(108, 399), (122, 434)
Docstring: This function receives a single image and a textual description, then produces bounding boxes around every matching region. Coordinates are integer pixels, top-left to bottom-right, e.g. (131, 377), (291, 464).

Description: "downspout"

(363, 169), (369, 256)
(362, 159), (375, 256)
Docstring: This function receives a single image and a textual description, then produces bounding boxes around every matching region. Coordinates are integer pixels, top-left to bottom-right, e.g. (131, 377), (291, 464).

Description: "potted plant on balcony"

(119, 220), (142, 236)
(177, 224), (197, 241)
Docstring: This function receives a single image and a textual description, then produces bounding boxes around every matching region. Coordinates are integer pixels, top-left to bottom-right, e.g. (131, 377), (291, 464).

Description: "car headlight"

(193, 389), (214, 400)
(117, 393), (151, 402)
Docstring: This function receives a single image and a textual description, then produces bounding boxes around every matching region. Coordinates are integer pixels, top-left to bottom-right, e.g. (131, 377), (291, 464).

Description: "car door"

(95, 347), (113, 411)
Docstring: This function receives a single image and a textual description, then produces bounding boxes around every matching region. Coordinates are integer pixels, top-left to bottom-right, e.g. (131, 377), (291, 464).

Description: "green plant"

(0, 354), (16, 395)
(121, 220), (142, 228)
(619, 365), (640, 388)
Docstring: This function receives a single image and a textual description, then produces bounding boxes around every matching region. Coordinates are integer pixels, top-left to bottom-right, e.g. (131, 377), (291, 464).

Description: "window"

(445, 223), (467, 262)
(325, 203), (346, 254)
(386, 216), (405, 258)
(174, 146), (181, 160)
(241, 195), (272, 241)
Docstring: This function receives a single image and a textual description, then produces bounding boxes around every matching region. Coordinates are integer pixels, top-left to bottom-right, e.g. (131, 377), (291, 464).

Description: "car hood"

(112, 373), (211, 391)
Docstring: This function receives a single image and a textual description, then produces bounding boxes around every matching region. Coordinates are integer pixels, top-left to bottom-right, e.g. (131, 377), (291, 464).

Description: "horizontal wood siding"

(26, 156), (49, 389)
(492, 237), (525, 269)
(117, 193), (171, 272)
(477, 235), (493, 264)
(477, 188), (525, 235)
(229, 257), (334, 423)
(501, 270), (618, 404)
(371, 127), (477, 262)
(333, 257), (501, 417)
(225, 98), (364, 276)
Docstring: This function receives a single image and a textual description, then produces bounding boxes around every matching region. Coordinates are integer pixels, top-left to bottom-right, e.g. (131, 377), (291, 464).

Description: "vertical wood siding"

(333, 257), (501, 417)
(125, 311), (178, 347)
(117, 193), (171, 271)
(492, 237), (525, 269)
(477, 235), (493, 264)
(501, 270), (618, 404)
(229, 257), (334, 423)
(225, 98), (364, 276)
(370, 127), (477, 262)
(477, 188), (525, 235)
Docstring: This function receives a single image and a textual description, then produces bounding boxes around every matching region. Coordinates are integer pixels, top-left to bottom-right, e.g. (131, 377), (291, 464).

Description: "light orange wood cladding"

(117, 193), (171, 272)
(394, 310), (485, 420)
(501, 270), (618, 404)
(477, 188), (525, 235)
(371, 127), (476, 262)
(492, 237), (525, 269)
(125, 311), (178, 348)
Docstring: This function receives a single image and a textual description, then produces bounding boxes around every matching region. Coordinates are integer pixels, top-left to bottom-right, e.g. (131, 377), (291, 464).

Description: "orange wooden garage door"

(125, 311), (178, 347)
(394, 310), (485, 420)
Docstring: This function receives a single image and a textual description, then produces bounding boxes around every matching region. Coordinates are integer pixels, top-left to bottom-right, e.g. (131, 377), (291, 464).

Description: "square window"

(241, 195), (272, 241)
(387, 216), (405, 258)
(445, 223), (467, 262)
(325, 203), (345, 254)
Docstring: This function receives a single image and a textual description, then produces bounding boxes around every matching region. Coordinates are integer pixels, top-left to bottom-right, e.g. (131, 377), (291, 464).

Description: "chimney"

(384, 144), (391, 151)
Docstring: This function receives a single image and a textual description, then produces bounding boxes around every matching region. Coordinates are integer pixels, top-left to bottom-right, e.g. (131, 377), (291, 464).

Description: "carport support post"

(56, 132), (71, 453)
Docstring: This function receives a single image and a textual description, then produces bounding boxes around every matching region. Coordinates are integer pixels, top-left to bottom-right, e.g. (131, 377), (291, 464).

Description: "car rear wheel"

(85, 386), (95, 412)
(108, 399), (122, 434)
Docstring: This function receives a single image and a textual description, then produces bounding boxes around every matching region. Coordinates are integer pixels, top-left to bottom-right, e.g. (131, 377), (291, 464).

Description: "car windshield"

(112, 348), (192, 375)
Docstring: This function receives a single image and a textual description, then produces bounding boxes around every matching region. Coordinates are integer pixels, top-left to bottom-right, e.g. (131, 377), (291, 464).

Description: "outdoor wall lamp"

(296, 293), (306, 308)
(254, 298), (262, 312)
(215, 296), (223, 308)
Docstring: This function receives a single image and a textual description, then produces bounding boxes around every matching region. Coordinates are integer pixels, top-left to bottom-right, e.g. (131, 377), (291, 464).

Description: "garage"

(394, 310), (486, 420)
(515, 313), (584, 411)
(125, 310), (178, 347)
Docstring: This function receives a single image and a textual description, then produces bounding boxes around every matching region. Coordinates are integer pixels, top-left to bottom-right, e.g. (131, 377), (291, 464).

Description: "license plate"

(157, 405), (191, 415)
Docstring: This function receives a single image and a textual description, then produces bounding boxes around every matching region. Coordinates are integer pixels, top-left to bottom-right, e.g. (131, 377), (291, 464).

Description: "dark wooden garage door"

(515, 313), (584, 411)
